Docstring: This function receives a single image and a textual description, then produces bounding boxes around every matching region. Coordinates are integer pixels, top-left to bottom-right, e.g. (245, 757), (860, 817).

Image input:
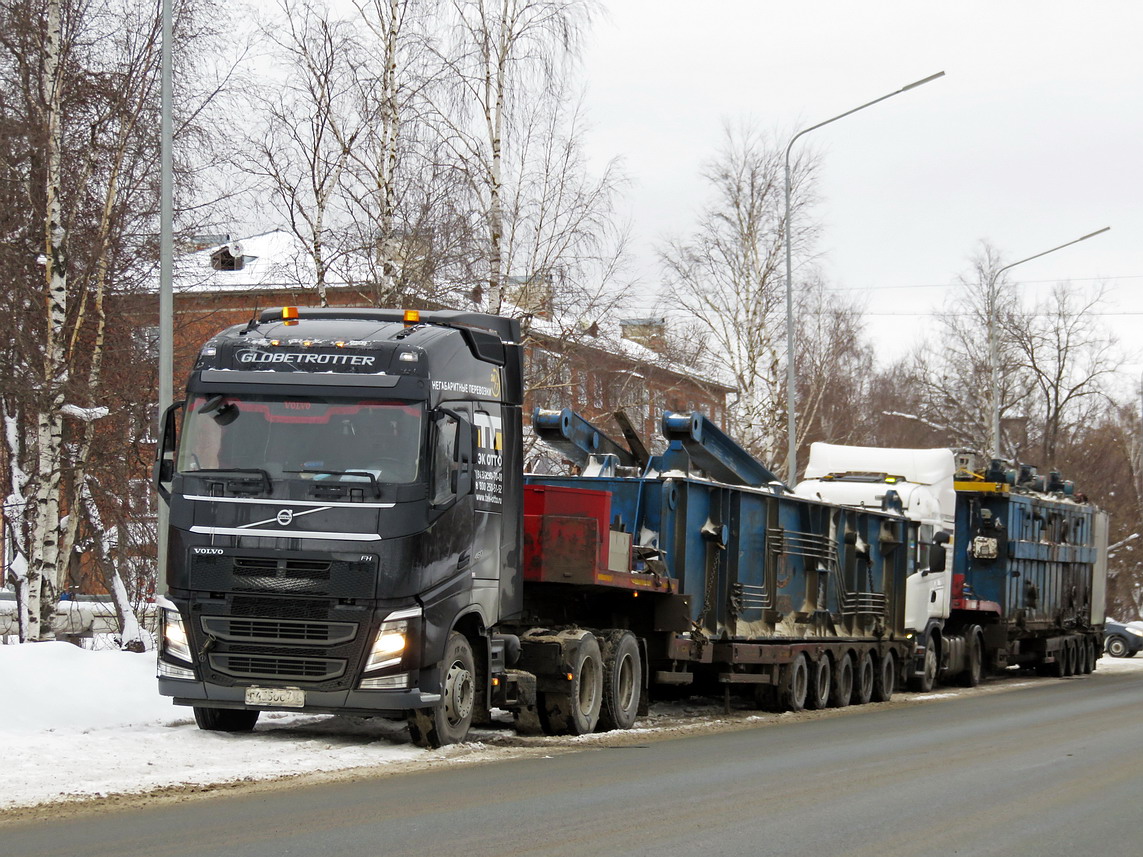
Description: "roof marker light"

(281, 306), (299, 320)
(403, 309), (420, 325)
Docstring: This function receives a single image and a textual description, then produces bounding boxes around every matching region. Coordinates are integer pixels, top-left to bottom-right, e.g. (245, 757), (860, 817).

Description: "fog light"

(359, 672), (410, 690)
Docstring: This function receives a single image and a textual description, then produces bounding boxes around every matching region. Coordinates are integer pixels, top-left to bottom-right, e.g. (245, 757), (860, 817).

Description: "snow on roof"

(802, 442), (955, 485)
(521, 309), (735, 390)
(172, 229), (343, 294)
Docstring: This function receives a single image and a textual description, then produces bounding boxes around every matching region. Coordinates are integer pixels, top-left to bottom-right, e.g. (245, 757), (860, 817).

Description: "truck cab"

(155, 307), (523, 746)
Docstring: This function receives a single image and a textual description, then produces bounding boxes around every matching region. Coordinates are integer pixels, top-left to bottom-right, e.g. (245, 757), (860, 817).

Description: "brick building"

(129, 229), (734, 453)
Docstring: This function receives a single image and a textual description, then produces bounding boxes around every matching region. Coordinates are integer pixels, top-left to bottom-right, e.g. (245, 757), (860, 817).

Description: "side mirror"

(153, 400), (185, 502)
(928, 530), (951, 574)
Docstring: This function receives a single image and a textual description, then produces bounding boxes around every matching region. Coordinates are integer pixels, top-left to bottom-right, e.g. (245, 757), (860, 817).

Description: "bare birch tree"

(0, 0), (232, 642)
(247, 0), (365, 305)
(659, 123), (819, 473)
(430, 0), (595, 314)
(1005, 281), (1119, 466)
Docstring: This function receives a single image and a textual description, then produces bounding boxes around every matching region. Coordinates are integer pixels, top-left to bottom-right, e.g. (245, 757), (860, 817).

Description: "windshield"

(177, 394), (423, 483)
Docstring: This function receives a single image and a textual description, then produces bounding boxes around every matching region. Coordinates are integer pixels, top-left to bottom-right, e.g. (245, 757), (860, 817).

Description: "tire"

(408, 631), (476, 748)
(1063, 640), (1076, 677)
(598, 630), (641, 731)
(873, 651), (896, 702)
(193, 706), (259, 732)
(541, 633), (603, 735)
(1078, 638), (1092, 674)
(779, 653), (809, 712)
(830, 653), (853, 708)
(1084, 638), (1097, 673)
(806, 655), (831, 710)
(908, 634), (938, 693)
(956, 628), (983, 687)
(1106, 635), (1129, 658)
(852, 650), (875, 705)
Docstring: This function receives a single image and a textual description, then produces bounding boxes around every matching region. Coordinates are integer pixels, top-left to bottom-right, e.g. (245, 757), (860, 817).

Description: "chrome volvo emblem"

(276, 509), (295, 526)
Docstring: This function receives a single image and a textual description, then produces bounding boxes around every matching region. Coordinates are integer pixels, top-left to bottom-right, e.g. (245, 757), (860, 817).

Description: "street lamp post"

(158, 0), (174, 580)
(986, 226), (1110, 460)
(783, 71), (945, 484)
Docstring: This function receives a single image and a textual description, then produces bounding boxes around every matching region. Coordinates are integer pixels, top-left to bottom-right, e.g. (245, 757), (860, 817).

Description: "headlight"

(161, 607), (193, 663)
(1126, 627), (1143, 638)
(364, 607), (420, 672)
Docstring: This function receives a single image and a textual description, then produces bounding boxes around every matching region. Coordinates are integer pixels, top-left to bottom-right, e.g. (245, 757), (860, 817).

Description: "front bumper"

(159, 676), (441, 717)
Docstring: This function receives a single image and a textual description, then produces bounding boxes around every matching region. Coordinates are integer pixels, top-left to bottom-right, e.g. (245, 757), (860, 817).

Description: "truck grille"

(209, 653), (345, 682)
(201, 616), (357, 645)
(190, 553), (373, 598)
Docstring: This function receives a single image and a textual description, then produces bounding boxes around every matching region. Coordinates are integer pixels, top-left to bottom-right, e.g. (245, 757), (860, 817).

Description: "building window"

(210, 244), (244, 271)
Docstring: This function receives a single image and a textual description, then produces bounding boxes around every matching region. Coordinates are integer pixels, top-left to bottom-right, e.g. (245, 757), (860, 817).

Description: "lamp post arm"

(781, 70), (944, 483)
(995, 227), (1111, 281)
(988, 225), (1110, 459)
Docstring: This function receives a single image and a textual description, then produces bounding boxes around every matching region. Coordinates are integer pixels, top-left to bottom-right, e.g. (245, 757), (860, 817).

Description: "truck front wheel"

(408, 631), (475, 748)
(909, 634), (938, 693)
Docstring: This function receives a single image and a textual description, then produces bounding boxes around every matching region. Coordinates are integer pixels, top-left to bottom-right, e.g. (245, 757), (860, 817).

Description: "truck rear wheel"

(541, 632), (603, 735)
(193, 706), (259, 732)
(598, 630), (641, 731)
(806, 655), (831, 710)
(830, 654), (853, 708)
(956, 627), (983, 687)
(852, 651), (874, 705)
(408, 631), (475, 748)
(779, 654), (809, 712)
(873, 651), (896, 702)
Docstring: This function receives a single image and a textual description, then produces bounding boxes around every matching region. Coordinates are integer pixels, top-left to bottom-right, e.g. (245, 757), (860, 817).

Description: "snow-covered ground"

(3, 642), (1142, 811)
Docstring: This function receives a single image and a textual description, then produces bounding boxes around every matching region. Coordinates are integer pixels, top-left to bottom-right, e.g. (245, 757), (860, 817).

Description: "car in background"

(1103, 619), (1143, 658)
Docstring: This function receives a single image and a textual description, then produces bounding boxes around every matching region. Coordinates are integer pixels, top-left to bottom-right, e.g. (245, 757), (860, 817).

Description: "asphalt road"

(8, 669), (1143, 857)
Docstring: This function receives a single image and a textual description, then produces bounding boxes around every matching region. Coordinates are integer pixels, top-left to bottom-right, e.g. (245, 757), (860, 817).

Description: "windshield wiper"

(187, 468), (272, 494)
(284, 469), (381, 498)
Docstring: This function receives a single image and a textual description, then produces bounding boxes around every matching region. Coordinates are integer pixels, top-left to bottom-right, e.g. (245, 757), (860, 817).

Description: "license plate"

(244, 686), (305, 708)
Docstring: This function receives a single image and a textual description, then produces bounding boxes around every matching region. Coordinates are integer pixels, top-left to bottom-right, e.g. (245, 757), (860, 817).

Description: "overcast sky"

(577, 1), (1143, 379)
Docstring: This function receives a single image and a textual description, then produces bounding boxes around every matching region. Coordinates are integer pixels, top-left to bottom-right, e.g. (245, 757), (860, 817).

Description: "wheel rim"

(792, 656), (808, 705)
(577, 653), (599, 715)
(818, 660), (831, 700)
(924, 644), (937, 685)
(444, 658), (474, 726)
(616, 651), (636, 711)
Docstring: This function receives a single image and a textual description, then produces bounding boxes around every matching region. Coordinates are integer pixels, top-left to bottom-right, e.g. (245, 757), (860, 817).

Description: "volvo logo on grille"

(276, 509), (295, 526)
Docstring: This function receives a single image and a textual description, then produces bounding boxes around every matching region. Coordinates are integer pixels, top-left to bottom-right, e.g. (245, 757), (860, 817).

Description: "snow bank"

(0, 643), (437, 810)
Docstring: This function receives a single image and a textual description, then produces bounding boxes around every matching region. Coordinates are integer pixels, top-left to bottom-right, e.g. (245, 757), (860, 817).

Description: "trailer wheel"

(408, 631), (475, 748)
(852, 651), (875, 705)
(956, 627), (983, 687)
(193, 706), (259, 732)
(1083, 638), (1096, 673)
(908, 633), (938, 693)
(779, 654), (809, 712)
(542, 632), (603, 735)
(806, 655), (831, 710)
(873, 651), (896, 702)
(598, 630), (641, 731)
(1063, 639), (1077, 676)
(1077, 638), (1091, 675)
(830, 653), (853, 708)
